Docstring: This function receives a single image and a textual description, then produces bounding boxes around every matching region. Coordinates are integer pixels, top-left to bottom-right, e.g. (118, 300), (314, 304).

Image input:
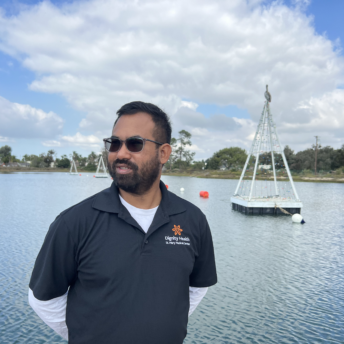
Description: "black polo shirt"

(29, 181), (217, 344)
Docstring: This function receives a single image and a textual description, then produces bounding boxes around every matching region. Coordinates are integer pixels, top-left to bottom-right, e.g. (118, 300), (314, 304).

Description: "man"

(29, 101), (217, 344)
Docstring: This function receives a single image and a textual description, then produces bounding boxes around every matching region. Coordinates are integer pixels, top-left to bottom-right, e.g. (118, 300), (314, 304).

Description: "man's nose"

(116, 142), (131, 160)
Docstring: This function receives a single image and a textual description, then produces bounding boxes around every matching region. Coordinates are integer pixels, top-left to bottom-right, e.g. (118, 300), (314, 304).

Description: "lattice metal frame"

(233, 99), (300, 202)
(70, 159), (78, 175)
(95, 155), (109, 178)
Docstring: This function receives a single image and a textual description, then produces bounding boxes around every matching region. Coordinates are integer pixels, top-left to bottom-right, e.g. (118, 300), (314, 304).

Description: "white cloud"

(42, 140), (61, 147)
(0, 96), (64, 139)
(0, 0), (343, 157)
(60, 132), (102, 149)
(277, 89), (344, 148)
(171, 106), (256, 159)
(180, 101), (198, 111)
(0, 135), (9, 142)
(42, 133), (103, 150)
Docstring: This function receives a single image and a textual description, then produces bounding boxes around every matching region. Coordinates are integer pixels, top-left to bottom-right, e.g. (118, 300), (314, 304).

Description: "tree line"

(0, 145), (108, 171)
(166, 131), (344, 173)
(1, 135), (343, 173)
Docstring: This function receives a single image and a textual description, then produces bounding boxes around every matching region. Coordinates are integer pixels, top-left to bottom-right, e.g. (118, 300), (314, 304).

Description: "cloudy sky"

(0, 0), (343, 160)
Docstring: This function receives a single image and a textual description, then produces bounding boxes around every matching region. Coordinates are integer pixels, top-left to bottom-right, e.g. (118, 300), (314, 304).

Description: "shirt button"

(145, 240), (149, 244)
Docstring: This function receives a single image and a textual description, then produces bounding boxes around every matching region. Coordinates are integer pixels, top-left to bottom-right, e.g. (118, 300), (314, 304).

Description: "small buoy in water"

(79, 174), (81, 176)
(180, 188), (185, 192)
(292, 214), (305, 224)
(200, 191), (209, 198)
(166, 185), (169, 189)
(93, 175), (95, 177)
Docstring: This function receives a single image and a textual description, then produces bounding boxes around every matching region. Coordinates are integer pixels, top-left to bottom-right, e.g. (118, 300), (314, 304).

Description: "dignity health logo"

(172, 225), (183, 235)
(165, 225), (190, 246)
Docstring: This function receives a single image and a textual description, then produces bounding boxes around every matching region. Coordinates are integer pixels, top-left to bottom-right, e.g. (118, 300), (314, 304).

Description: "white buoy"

(180, 188), (185, 192)
(292, 214), (303, 223)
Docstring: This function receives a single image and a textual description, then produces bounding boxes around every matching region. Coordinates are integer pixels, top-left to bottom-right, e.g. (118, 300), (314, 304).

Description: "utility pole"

(314, 136), (319, 175)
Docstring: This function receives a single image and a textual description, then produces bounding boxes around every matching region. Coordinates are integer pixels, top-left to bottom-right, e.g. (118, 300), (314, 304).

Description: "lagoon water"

(1, 172), (344, 343)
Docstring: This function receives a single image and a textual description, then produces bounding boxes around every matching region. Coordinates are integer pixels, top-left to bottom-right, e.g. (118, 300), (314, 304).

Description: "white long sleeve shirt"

(29, 195), (208, 340)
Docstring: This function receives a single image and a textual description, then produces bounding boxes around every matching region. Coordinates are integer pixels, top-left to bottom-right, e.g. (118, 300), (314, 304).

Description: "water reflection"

(0, 173), (344, 343)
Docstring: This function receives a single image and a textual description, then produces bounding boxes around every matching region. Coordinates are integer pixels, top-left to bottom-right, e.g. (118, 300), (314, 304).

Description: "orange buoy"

(200, 191), (209, 198)
(166, 185), (169, 189)
(79, 174), (81, 176)
(93, 175), (95, 177)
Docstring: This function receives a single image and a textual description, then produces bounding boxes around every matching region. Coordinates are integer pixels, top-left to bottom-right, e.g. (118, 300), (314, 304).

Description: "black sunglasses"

(103, 136), (164, 153)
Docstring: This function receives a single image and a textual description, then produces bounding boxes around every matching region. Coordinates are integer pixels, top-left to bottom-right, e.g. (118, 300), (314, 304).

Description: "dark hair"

(114, 101), (172, 144)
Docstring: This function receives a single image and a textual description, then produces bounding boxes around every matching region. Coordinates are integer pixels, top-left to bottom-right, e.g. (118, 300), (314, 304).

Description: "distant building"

(258, 164), (271, 170)
(18, 162), (30, 168)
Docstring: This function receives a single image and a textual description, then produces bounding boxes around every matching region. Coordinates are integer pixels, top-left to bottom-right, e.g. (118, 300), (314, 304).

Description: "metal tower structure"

(95, 155), (109, 178)
(231, 86), (303, 215)
(70, 159), (78, 175)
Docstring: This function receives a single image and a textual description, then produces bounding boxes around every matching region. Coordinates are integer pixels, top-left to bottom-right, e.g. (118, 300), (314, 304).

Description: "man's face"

(108, 112), (162, 195)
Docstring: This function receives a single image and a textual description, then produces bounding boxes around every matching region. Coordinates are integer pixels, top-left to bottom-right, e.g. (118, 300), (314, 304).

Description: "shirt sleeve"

(28, 288), (68, 341)
(29, 214), (78, 301)
(189, 215), (217, 288)
(188, 287), (208, 316)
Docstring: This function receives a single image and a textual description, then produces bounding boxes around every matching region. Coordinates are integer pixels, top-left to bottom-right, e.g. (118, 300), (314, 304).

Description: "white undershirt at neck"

(119, 195), (158, 233)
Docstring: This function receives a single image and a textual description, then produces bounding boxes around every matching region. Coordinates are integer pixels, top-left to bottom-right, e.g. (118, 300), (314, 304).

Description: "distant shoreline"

(0, 168), (71, 173)
(162, 171), (344, 184)
(1, 168), (344, 183)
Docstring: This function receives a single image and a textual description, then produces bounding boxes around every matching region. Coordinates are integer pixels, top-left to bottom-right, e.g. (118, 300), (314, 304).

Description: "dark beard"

(108, 152), (161, 195)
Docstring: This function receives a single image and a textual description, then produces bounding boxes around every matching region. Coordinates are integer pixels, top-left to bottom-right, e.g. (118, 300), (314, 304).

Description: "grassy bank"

(2, 167), (344, 183)
(0, 167), (70, 173)
(162, 170), (344, 183)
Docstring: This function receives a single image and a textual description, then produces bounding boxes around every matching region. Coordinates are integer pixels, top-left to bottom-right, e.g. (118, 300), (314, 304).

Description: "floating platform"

(231, 196), (302, 215)
(95, 174), (109, 178)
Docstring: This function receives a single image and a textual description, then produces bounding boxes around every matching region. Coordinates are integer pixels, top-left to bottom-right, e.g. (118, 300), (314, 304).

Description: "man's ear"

(159, 144), (172, 164)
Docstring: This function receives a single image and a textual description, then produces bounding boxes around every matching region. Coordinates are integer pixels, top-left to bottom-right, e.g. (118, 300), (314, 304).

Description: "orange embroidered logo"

(172, 225), (183, 235)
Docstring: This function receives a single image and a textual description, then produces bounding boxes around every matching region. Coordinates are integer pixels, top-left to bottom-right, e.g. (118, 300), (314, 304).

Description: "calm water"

(1, 173), (344, 343)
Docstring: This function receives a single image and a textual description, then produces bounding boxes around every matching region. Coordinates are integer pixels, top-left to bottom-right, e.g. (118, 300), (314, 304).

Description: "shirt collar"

(92, 180), (186, 216)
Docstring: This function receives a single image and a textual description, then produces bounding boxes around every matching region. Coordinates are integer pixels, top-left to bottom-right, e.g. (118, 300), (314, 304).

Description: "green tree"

(192, 160), (206, 170)
(30, 154), (44, 168)
(43, 150), (56, 167)
(0, 145), (12, 163)
(175, 130), (195, 167)
(335, 144), (344, 168)
(207, 147), (247, 170)
(72, 151), (85, 167)
(83, 151), (98, 171)
(11, 155), (20, 163)
(22, 154), (31, 162)
(56, 154), (71, 168)
(284, 145), (295, 168)
(87, 151), (98, 165)
(292, 148), (315, 172)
